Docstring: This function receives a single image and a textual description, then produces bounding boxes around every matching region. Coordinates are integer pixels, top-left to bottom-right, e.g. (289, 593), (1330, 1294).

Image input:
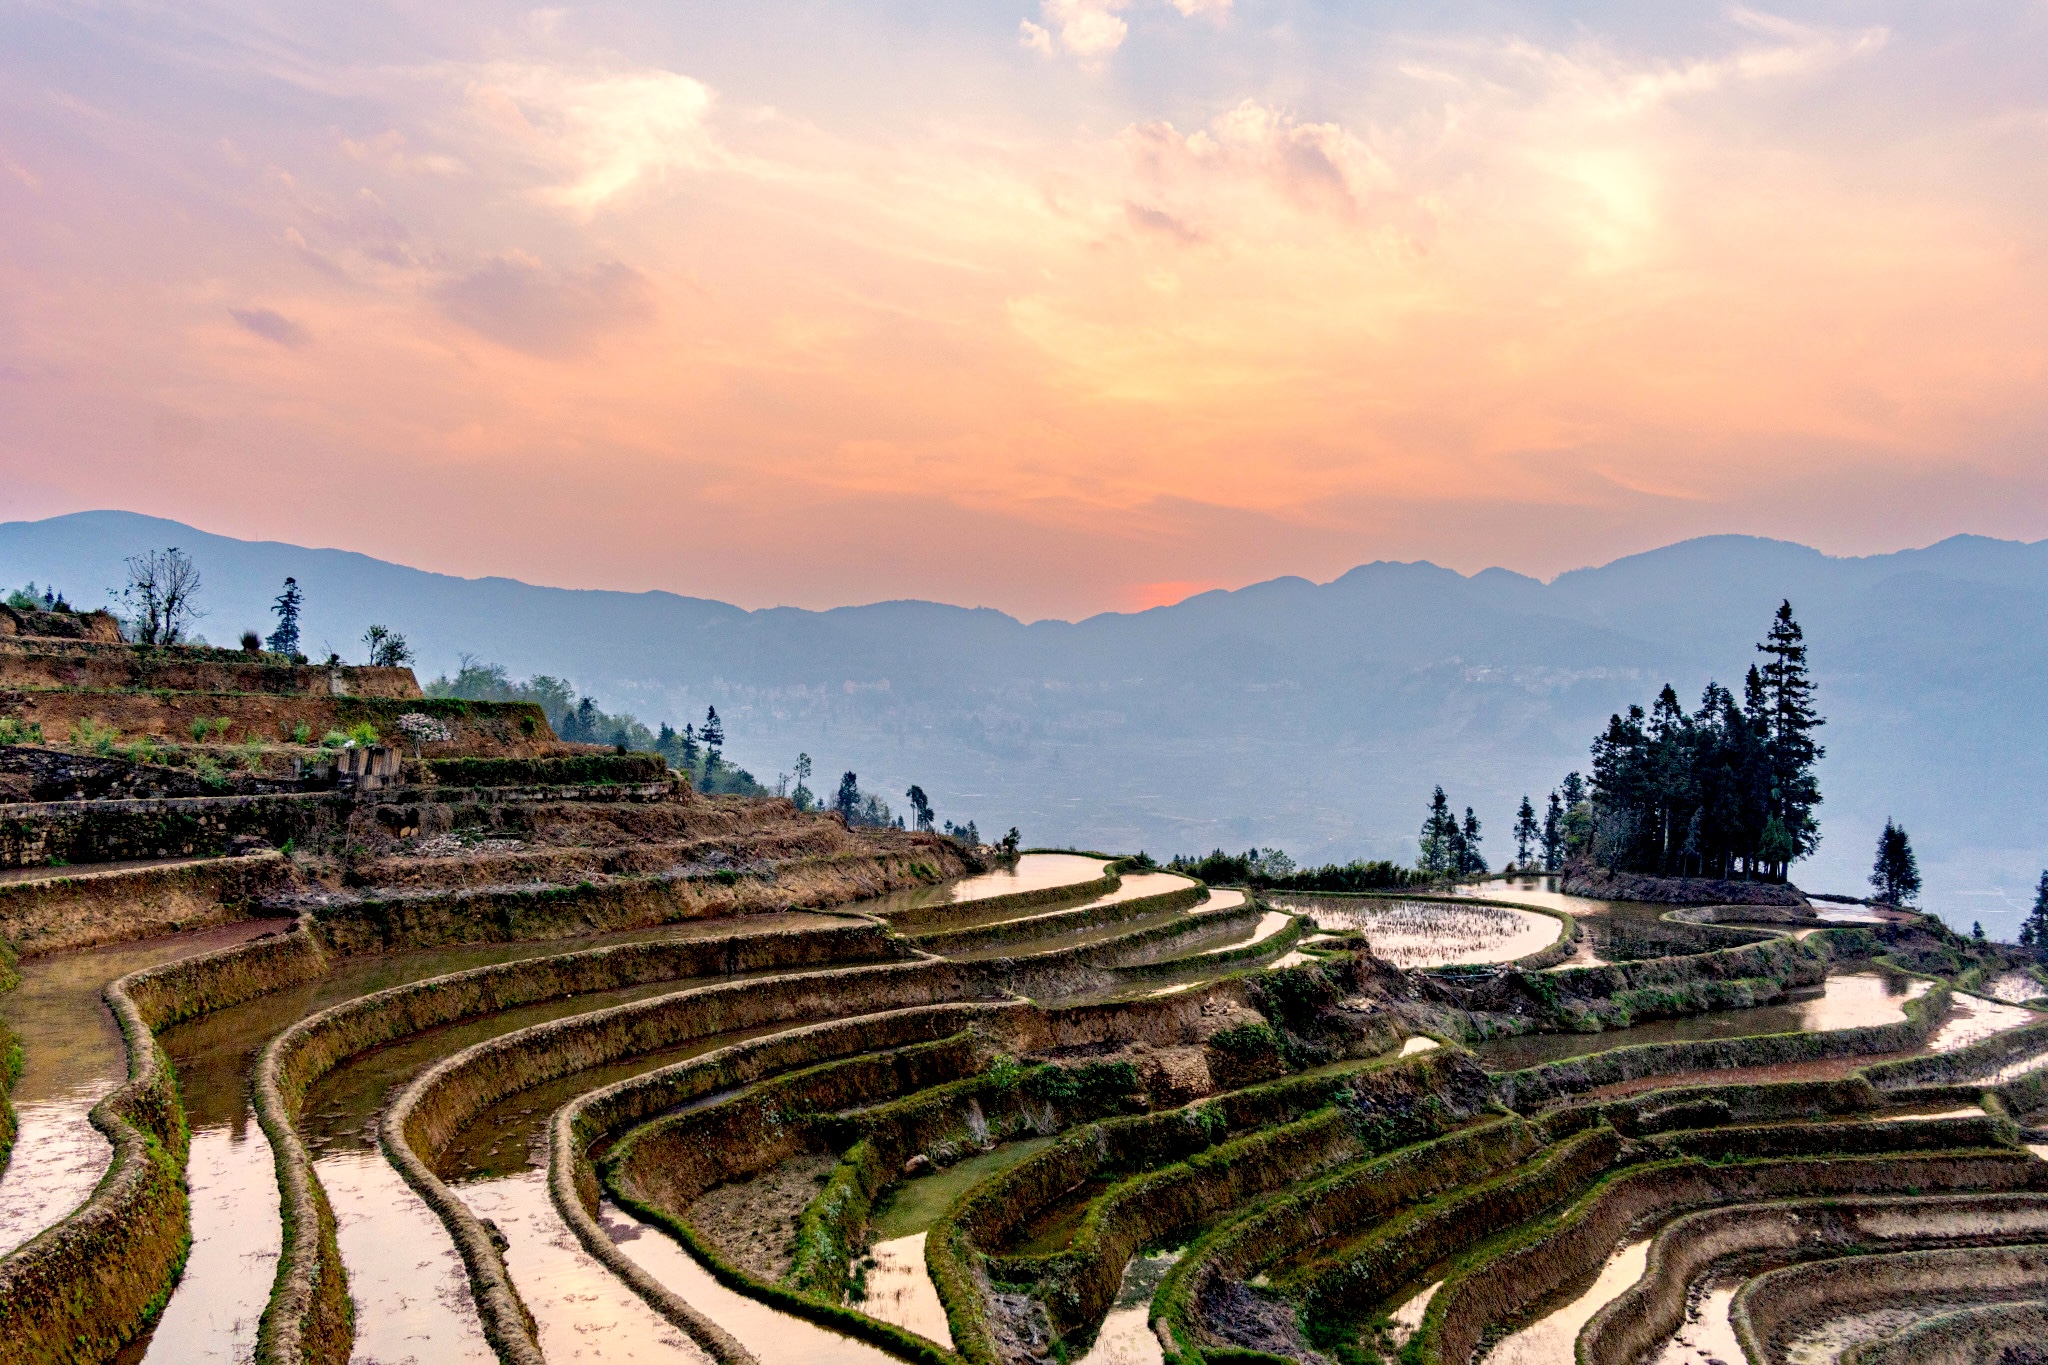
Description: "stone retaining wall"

(0, 792), (338, 869)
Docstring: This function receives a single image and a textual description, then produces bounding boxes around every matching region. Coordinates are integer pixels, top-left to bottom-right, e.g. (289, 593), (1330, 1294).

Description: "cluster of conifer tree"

(1417, 789), (1488, 876)
(1570, 601), (1825, 880)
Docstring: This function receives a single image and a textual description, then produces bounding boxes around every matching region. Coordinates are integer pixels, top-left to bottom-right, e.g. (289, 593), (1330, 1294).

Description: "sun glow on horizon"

(0, 2), (2045, 615)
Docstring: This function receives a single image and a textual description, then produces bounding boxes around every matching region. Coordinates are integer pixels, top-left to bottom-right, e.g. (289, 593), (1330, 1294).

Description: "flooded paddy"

(934, 871), (1205, 948)
(1072, 1249), (1178, 1365)
(861, 1232), (954, 1347)
(465, 1170), (709, 1363)
(1270, 897), (1557, 968)
(1986, 970), (2046, 1004)
(1482, 1239), (1649, 1365)
(1924, 991), (2040, 1053)
(126, 913), (851, 1361)
(1471, 971), (1927, 1073)
(0, 918), (279, 1257)
(867, 853), (1110, 921)
(602, 1201), (901, 1365)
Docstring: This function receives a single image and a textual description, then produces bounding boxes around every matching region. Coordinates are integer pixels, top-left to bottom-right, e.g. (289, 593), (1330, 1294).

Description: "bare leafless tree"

(117, 547), (203, 645)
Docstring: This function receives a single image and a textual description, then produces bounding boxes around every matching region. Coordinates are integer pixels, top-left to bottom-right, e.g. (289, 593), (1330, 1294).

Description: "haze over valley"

(7, 510), (2040, 936)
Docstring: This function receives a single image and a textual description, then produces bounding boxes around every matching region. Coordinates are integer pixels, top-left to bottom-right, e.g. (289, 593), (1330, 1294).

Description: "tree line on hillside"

(14, 549), (412, 667)
(1168, 847), (1420, 892)
(424, 656), (1007, 843)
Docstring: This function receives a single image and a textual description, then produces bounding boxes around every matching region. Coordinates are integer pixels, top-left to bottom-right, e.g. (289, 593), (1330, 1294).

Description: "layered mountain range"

(4, 510), (2041, 934)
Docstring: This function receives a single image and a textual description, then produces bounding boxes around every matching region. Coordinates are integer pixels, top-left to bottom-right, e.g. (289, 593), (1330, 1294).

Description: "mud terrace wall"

(1560, 865), (1809, 906)
(565, 1006), (1032, 1365)
(253, 920), (903, 1365)
(0, 690), (550, 754)
(0, 641), (419, 697)
(307, 846), (967, 954)
(420, 753), (668, 787)
(386, 960), (1008, 1365)
(935, 1051), (1491, 1365)
(0, 920), (329, 1365)
(1493, 978), (1952, 1111)
(1734, 1234), (2048, 1361)
(0, 850), (298, 955)
(1154, 1118), (1547, 1362)
(884, 864), (1120, 934)
(1429, 1151), (2048, 1365)
(1847, 1297), (2048, 1365)
(908, 881), (1206, 955)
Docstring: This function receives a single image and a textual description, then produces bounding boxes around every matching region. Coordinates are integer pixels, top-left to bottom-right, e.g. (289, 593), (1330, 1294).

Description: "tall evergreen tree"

(1560, 771), (1587, 808)
(1459, 808), (1487, 875)
(790, 752), (813, 810)
(1756, 600), (1825, 874)
(1513, 796), (1539, 869)
(2020, 871), (2048, 954)
(1541, 792), (1565, 870)
(266, 577), (302, 656)
(835, 771), (861, 820)
(1418, 787), (1457, 875)
(1868, 819), (1921, 906)
(905, 784), (934, 832)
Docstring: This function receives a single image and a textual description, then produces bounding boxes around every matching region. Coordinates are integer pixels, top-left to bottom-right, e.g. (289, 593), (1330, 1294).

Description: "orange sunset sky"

(2, 1), (2045, 619)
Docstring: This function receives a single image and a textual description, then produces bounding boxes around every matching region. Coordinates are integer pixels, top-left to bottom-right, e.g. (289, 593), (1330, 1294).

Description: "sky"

(2, 1), (2046, 621)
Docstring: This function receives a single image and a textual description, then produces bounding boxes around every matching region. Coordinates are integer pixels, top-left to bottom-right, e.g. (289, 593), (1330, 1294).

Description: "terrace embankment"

(8, 804), (2037, 1365)
(0, 851), (297, 955)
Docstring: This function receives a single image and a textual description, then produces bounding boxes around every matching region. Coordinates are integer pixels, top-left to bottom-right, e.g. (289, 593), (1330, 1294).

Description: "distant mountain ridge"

(3, 511), (2043, 936)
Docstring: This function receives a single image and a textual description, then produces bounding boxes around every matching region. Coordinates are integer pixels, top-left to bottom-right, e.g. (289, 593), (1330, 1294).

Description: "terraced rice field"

(6, 844), (2048, 1365)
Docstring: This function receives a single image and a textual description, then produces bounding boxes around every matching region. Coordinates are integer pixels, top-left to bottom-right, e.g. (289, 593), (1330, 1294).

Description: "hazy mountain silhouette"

(4, 511), (2042, 935)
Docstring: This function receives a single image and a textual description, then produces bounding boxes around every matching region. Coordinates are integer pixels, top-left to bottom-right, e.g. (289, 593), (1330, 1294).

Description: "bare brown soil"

(684, 1151), (840, 1283)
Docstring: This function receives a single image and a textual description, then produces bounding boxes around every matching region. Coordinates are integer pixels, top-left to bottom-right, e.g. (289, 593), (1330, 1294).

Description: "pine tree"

(1756, 601), (1825, 875)
(1418, 787), (1456, 875)
(1513, 796), (1539, 869)
(1541, 792), (1564, 871)
(1973, 921), (1986, 942)
(1560, 772), (1586, 809)
(791, 752), (813, 811)
(835, 771), (861, 821)
(266, 577), (302, 656)
(2020, 872), (2048, 954)
(1460, 808), (1487, 875)
(1868, 819), (1921, 907)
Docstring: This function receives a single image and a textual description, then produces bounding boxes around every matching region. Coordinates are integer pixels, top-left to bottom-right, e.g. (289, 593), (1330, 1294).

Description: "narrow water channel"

(0, 918), (280, 1257)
